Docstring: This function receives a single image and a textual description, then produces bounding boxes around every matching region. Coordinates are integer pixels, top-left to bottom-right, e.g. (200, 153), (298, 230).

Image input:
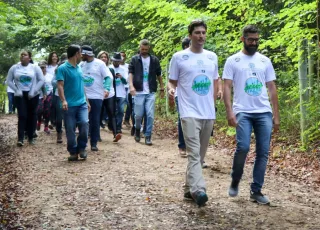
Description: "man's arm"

(57, 80), (68, 110)
(223, 79), (237, 127)
(167, 79), (177, 97)
(129, 73), (136, 96)
(213, 79), (219, 105)
(217, 77), (223, 100)
(266, 81), (280, 132)
(157, 75), (164, 98)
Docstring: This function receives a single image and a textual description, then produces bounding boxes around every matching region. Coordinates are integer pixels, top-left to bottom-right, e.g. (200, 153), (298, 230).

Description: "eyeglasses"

(244, 37), (260, 43)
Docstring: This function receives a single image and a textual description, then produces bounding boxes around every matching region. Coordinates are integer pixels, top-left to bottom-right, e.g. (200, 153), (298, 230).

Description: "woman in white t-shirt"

(6, 50), (44, 146)
(46, 52), (59, 130)
(37, 60), (54, 134)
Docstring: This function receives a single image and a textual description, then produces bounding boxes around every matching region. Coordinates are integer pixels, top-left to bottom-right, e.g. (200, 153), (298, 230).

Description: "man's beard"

(244, 43), (258, 55)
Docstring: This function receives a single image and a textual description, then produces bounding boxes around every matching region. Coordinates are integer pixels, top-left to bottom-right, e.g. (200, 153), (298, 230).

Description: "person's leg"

(133, 94), (145, 141)
(7, 92), (14, 113)
(63, 106), (78, 154)
(105, 97), (117, 137)
(124, 91), (131, 123)
(182, 117), (208, 206)
(55, 96), (63, 133)
(116, 97), (126, 132)
(43, 93), (52, 133)
(36, 99), (44, 130)
(50, 93), (57, 128)
(144, 93), (155, 139)
(251, 112), (273, 193)
(76, 103), (89, 153)
(175, 96), (186, 151)
(27, 95), (39, 141)
(15, 94), (28, 143)
(199, 119), (214, 166)
(88, 99), (102, 148)
(100, 100), (106, 128)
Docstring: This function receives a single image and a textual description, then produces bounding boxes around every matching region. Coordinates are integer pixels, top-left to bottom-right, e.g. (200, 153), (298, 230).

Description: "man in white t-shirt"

(110, 52), (128, 134)
(223, 25), (280, 205)
(80, 45), (113, 151)
(168, 20), (219, 207)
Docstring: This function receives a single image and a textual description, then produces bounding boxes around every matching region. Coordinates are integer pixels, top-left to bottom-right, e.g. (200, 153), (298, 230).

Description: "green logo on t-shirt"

(244, 77), (263, 96)
(192, 75), (211, 96)
(83, 75), (94, 87)
(20, 75), (32, 87)
(115, 78), (121, 86)
(143, 73), (148, 82)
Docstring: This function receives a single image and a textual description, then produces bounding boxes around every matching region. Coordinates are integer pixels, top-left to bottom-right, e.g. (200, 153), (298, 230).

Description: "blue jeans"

(63, 103), (89, 155)
(88, 99), (103, 146)
(232, 112), (273, 193)
(134, 93), (155, 137)
(175, 96), (186, 149)
(7, 92), (15, 113)
(116, 97), (126, 132)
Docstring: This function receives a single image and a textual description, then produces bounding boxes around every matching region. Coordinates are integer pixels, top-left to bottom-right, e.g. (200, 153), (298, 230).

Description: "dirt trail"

(1, 115), (320, 229)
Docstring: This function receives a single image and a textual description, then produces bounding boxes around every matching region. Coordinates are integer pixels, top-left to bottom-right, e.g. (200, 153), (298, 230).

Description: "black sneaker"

(91, 146), (98, 151)
(17, 141), (24, 147)
(193, 191), (208, 207)
(33, 132), (38, 139)
(68, 154), (79, 161)
(135, 129), (140, 142)
(250, 191), (270, 205)
(131, 127), (135, 136)
(79, 150), (87, 159)
(28, 139), (35, 145)
(228, 180), (240, 197)
(145, 136), (152, 145)
(183, 191), (193, 201)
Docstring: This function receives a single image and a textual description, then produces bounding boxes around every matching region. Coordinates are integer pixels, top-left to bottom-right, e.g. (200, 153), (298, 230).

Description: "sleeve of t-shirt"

(55, 66), (65, 81)
(222, 58), (234, 80)
(100, 62), (111, 79)
(169, 54), (179, 81)
(265, 59), (276, 82)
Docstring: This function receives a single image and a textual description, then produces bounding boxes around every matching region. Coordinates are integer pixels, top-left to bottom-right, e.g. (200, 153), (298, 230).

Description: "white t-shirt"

(136, 56), (150, 94)
(80, 58), (113, 100)
(222, 51), (276, 115)
(110, 65), (128, 98)
(6, 82), (14, 93)
(44, 73), (54, 94)
(46, 65), (58, 76)
(120, 63), (129, 89)
(12, 63), (40, 91)
(169, 48), (218, 119)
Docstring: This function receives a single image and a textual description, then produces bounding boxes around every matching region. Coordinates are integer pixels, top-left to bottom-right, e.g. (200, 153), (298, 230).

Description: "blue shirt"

(56, 61), (86, 107)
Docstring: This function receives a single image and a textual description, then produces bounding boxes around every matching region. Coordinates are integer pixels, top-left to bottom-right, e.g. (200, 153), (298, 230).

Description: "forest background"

(0, 0), (319, 150)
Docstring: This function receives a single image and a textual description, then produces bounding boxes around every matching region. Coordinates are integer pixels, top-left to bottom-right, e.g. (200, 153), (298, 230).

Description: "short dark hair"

(48, 51), (59, 65)
(67, 45), (81, 59)
(188, 19), (207, 35)
(242, 25), (259, 37)
(140, 39), (150, 46)
(181, 37), (191, 49)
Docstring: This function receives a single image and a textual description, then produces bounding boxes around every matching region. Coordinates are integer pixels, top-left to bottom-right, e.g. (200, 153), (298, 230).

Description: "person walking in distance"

(168, 20), (219, 207)
(110, 52), (128, 135)
(129, 39), (164, 145)
(223, 25), (280, 204)
(56, 45), (91, 161)
(121, 51), (132, 127)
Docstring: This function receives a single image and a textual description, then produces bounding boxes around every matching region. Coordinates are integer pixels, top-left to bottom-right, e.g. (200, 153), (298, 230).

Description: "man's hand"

(43, 95), (47, 101)
(273, 117), (280, 133)
(87, 101), (91, 113)
(130, 86), (136, 96)
(62, 100), (68, 110)
(217, 90), (223, 100)
(227, 112), (237, 127)
(104, 90), (109, 98)
(116, 73), (122, 79)
(168, 88), (175, 99)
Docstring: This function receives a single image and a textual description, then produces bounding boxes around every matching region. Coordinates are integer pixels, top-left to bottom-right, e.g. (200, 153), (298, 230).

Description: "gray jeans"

(181, 117), (214, 194)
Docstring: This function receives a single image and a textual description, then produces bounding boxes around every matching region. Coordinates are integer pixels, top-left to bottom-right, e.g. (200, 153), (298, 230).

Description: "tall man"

(56, 45), (91, 161)
(223, 25), (280, 204)
(168, 20), (219, 207)
(129, 39), (164, 145)
(80, 45), (113, 151)
(120, 51), (132, 127)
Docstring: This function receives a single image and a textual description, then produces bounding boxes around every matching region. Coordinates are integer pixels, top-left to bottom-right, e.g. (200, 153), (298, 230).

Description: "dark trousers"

(55, 95), (63, 133)
(15, 92), (39, 141)
(124, 92), (132, 122)
(7, 92), (15, 113)
(50, 91), (57, 126)
(88, 99), (103, 146)
(102, 96), (117, 137)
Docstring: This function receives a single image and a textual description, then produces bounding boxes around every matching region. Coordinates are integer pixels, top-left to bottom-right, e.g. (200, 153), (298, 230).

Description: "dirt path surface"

(1, 115), (320, 229)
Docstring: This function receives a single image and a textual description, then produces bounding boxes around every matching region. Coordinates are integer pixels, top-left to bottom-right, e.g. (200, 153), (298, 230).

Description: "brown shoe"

(179, 148), (187, 158)
(113, 133), (122, 142)
(57, 132), (63, 143)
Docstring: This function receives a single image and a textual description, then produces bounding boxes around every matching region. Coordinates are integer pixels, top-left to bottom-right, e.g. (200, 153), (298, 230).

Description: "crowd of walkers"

(6, 21), (280, 207)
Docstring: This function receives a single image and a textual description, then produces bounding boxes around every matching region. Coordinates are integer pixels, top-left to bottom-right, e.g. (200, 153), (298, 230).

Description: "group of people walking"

(6, 20), (279, 207)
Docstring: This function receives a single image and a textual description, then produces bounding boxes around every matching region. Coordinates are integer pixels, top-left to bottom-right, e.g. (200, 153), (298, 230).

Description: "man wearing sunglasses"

(223, 25), (280, 204)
